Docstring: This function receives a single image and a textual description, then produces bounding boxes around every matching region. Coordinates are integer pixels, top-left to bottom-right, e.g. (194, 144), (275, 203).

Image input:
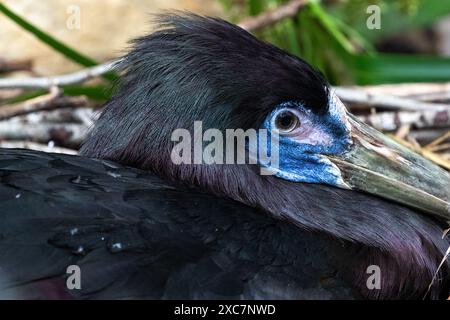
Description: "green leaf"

(351, 53), (450, 84)
(249, 0), (266, 15)
(308, 2), (356, 54)
(283, 19), (301, 57)
(332, 18), (376, 55)
(333, 0), (450, 43)
(0, 90), (47, 105)
(64, 85), (113, 100)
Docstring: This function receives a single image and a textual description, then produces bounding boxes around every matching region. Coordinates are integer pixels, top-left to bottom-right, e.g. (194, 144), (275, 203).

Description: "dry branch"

(408, 91), (450, 103)
(238, 0), (307, 32)
(0, 89), (23, 101)
(358, 109), (450, 131)
(345, 83), (450, 103)
(429, 143), (450, 152)
(425, 131), (450, 149)
(409, 129), (450, 144)
(335, 87), (450, 112)
(356, 82), (450, 97)
(0, 121), (88, 145)
(5, 107), (97, 126)
(0, 60), (118, 90)
(0, 58), (32, 73)
(0, 141), (77, 155)
(390, 133), (450, 171)
(0, 87), (89, 120)
(0, 107), (96, 146)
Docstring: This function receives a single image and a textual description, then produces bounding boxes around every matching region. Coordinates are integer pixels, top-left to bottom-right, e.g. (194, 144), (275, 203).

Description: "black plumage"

(0, 14), (449, 299)
(0, 149), (355, 299)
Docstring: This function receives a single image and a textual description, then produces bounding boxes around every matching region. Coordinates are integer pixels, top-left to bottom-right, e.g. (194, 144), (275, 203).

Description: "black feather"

(0, 148), (355, 299)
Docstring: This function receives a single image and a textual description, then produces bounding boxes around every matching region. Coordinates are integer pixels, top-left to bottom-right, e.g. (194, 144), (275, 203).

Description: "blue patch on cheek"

(275, 138), (344, 185)
(257, 102), (351, 187)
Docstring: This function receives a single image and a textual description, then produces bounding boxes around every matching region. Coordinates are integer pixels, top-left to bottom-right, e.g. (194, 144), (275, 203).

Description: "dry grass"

(390, 130), (450, 172)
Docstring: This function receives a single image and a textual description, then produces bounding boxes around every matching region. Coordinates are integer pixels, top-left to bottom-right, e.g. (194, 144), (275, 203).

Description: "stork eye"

(274, 110), (300, 133)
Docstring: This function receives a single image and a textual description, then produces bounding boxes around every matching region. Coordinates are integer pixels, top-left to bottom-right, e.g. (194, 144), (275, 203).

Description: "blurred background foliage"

(2, 0), (450, 97)
(221, 0), (450, 85)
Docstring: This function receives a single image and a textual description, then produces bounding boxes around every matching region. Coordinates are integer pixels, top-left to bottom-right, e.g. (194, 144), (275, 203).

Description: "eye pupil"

(278, 113), (294, 128)
(274, 111), (299, 133)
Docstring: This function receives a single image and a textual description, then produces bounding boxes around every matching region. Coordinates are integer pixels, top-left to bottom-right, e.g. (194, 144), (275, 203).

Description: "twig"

(421, 149), (450, 171)
(0, 60), (118, 90)
(425, 131), (450, 149)
(342, 83), (450, 103)
(4, 107), (97, 126)
(358, 109), (450, 131)
(335, 87), (450, 112)
(394, 124), (411, 140)
(0, 141), (77, 155)
(425, 245), (450, 298)
(390, 134), (450, 171)
(0, 108), (96, 146)
(353, 82), (450, 98)
(0, 89), (23, 101)
(0, 87), (89, 120)
(0, 122), (87, 145)
(409, 91), (450, 103)
(0, 58), (32, 73)
(429, 143), (450, 152)
(409, 129), (450, 144)
(238, 0), (308, 32)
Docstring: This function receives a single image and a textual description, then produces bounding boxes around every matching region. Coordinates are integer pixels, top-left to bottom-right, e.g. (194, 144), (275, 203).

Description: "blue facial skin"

(256, 100), (352, 187)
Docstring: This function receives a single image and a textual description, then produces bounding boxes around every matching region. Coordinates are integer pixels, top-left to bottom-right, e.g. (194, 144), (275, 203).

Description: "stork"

(0, 14), (449, 300)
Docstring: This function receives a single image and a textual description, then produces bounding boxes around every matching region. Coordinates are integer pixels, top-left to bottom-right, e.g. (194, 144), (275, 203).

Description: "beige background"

(0, 0), (223, 75)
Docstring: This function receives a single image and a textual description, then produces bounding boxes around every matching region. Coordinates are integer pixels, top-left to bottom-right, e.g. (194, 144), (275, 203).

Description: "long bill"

(329, 114), (450, 220)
